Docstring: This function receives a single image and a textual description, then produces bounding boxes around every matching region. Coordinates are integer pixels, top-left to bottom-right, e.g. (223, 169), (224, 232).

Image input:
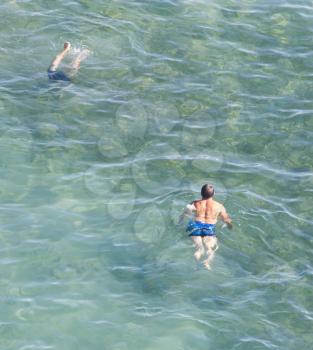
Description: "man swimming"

(47, 42), (90, 81)
(181, 184), (232, 270)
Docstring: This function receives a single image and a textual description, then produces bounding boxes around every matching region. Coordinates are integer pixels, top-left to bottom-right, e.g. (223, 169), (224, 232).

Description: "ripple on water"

(115, 99), (148, 140)
(181, 109), (216, 147)
(146, 100), (179, 134)
(0, 127), (33, 201)
(132, 142), (186, 195)
(84, 164), (128, 197)
(98, 131), (129, 159)
(134, 205), (166, 244)
(107, 182), (137, 220)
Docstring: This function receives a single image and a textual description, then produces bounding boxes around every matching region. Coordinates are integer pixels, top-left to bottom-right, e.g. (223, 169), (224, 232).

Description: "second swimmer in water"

(47, 42), (90, 81)
(180, 184), (232, 270)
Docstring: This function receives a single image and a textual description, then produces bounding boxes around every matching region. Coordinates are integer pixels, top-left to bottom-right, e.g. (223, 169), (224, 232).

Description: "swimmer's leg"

(68, 49), (90, 77)
(202, 236), (218, 270)
(48, 42), (71, 72)
(191, 236), (205, 261)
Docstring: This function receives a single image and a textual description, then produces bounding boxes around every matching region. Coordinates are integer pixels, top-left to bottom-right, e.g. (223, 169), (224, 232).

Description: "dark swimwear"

(47, 68), (70, 81)
(186, 220), (216, 237)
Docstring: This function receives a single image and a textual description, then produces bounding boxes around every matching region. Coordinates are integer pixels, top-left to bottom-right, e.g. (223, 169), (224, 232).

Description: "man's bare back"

(191, 198), (228, 225)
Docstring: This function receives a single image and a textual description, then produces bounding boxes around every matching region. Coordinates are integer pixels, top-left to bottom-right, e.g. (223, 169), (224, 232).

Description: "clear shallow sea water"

(0, 0), (313, 349)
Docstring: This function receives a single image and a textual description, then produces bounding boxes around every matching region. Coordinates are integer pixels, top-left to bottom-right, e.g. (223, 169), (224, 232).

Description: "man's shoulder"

(212, 200), (224, 209)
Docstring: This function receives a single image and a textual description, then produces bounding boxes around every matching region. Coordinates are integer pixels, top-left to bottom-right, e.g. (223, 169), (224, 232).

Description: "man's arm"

(178, 202), (196, 225)
(219, 205), (233, 229)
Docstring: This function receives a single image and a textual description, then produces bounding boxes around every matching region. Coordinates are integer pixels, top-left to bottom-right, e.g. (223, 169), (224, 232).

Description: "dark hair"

(201, 184), (214, 199)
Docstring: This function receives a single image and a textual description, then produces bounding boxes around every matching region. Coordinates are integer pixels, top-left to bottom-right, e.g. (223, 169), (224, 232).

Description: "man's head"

(201, 184), (214, 199)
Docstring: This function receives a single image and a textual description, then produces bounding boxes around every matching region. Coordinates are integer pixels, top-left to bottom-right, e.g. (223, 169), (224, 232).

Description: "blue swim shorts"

(47, 69), (70, 81)
(186, 220), (216, 237)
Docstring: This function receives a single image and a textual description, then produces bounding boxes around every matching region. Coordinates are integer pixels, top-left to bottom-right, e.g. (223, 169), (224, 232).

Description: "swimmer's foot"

(63, 41), (71, 52)
(203, 261), (212, 270)
(71, 49), (90, 70)
(77, 48), (90, 61)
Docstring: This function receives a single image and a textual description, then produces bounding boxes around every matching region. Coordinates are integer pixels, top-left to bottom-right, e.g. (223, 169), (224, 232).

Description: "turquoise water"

(1, 0), (313, 349)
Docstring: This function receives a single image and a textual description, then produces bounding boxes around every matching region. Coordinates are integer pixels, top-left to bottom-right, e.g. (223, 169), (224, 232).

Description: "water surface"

(0, 1), (313, 349)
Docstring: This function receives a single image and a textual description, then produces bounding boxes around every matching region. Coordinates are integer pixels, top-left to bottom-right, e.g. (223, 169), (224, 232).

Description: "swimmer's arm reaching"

(178, 202), (196, 225)
(219, 205), (233, 229)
